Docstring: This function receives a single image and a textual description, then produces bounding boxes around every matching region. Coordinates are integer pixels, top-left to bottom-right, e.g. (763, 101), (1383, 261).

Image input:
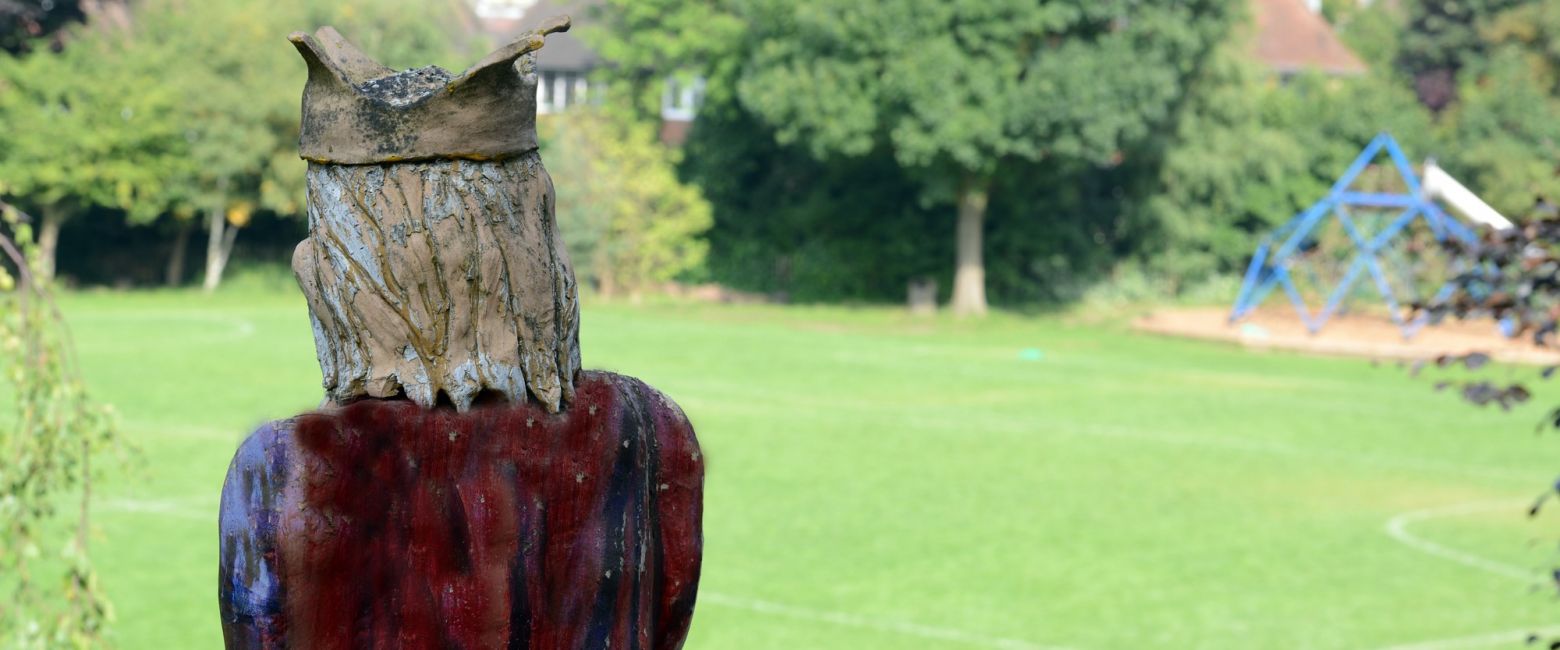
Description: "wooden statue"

(217, 18), (704, 649)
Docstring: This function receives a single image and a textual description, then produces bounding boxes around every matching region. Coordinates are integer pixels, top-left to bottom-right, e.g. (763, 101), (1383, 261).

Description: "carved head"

(288, 19), (580, 413)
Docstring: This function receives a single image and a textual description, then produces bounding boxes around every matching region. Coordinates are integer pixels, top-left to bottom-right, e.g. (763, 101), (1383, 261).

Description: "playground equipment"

(1230, 133), (1509, 338)
(1422, 161), (1514, 230)
(1229, 130), (1510, 333)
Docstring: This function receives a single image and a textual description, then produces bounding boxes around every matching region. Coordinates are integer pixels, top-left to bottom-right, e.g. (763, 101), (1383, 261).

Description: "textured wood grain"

(292, 153), (580, 412)
(288, 17), (570, 164)
(218, 371), (704, 649)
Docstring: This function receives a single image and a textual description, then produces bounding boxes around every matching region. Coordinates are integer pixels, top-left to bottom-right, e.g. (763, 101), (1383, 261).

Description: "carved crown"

(289, 16), (570, 165)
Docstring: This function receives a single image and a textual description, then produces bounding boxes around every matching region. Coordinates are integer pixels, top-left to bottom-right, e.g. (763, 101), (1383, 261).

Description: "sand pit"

(1136, 306), (1560, 365)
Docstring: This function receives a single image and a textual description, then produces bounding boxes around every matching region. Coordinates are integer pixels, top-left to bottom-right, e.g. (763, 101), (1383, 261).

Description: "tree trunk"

(79, 0), (133, 32)
(165, 218), (192, 287)
(37, 204), (65, 282)
(594, 250), (617, 299)
(950, 175), (990, 317)
(202, 184), (238, 293)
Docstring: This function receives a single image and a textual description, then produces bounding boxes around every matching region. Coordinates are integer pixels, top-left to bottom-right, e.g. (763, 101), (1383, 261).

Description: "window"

(660, 75), (705, 121)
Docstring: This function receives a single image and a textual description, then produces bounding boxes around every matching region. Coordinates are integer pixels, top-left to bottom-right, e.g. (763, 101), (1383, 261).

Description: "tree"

(681, 96), (951, 302)
(542, 110), (713, 297)
(115, 0), (472, 291)
(1403, 208), (1560, 646)
(1397, 0), (1527, 110)
(1331, 0), (1406, 73)
(729, 0), (1235, 316)
(1133, 41), (1312, 292)
(0, 13), (184, 280)
(1440, 50), (1560, 217)
(0, 201), (122, 648)
(581, 0), (745, 125)
(0, 0), (84, 53)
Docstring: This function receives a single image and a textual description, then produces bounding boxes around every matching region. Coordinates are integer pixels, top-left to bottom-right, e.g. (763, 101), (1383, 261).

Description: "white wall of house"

(537, 71), (590, 114)
(660, 76), (705, 122)
(473, 0), (540, 20)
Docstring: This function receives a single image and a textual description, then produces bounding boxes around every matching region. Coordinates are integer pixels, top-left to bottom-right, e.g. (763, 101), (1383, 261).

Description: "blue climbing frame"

(1229, 133), (1479, 338)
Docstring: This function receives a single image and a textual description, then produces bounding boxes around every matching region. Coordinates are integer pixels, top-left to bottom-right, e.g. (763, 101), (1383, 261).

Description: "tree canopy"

(0, 0), (471, 287)
(722, 0), (1236, 314)
(10, 0), (1560, 316)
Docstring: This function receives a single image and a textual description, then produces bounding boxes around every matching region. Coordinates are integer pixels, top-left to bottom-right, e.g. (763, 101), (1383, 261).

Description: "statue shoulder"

(577, 370), (701, 479)
(223, 419), (296, 483)
(578, 370), (693, 427)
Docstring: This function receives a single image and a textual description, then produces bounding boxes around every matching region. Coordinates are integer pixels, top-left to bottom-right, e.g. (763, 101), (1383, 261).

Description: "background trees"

(124, 0), (470, 292)
(0, 10), (182, 280)
(543, 111), (713, 297)
(726, 0), (1235, 315)
(0, 0), (469, 290)
(8, 0), (1560, 313)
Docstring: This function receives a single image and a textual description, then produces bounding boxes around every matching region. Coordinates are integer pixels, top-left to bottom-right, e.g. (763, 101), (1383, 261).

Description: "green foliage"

(1480, 0), (1560, 79)
(0, 0), (470, 285)
(0, 25), (183, 224)
(682, 100), (948, 302)
(734, 0), (1235, 179)
(1441, 47), (1560, 216)
(120, 0), (472, 220)
(1398, 0), (1529, 108)
(1421, 0), (1560, 217)
(1136, 44), (1437, 290)
(582, 0), (1560, 309)
(1400, 0), (1528, 72)
(543, 111), (713, 296)
(719, 0), (1235, 312)
(1134, 45), (1312, 290)
(0, 203), (121, 648)
(1333, 1), (1406, 74)
(582, 0), (745, 123)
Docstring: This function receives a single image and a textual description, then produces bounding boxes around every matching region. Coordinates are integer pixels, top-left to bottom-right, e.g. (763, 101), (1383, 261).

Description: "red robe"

(218, 371), (703, 649)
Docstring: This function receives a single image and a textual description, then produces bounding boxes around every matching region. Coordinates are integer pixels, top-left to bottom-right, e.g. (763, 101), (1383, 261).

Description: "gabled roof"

(1250, 0), (1367, 76)
(476, 0), (600, 72)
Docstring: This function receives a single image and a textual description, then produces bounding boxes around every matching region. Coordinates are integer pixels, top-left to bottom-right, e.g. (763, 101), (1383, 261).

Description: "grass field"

(52, 288), (1560, 649)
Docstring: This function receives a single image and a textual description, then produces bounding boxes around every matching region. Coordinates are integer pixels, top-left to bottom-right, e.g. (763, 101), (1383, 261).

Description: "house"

(471, 0), (600, 114)
(469, 0), (1366, 138)
(1249, 0), (1368, 77)
(468, 0), (703, 144)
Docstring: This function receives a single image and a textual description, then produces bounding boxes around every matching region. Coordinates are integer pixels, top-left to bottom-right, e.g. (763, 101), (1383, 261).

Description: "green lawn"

(53, 288), (1560, 649)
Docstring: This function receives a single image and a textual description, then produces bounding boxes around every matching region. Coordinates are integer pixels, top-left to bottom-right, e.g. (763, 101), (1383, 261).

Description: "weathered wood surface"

(292, 153), (580, 412)
(218, 371), (703, 649)
(288, 16), (569, 165)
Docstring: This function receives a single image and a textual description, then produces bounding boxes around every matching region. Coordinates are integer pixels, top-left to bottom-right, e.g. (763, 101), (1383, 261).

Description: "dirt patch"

(1136, 306), (1560, 365)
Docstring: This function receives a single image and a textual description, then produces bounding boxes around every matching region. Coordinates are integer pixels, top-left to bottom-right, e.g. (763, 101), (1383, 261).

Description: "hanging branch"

(0, 199), (121, 649)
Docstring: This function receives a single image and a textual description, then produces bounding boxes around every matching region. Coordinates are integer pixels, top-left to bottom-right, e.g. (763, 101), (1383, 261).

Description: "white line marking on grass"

(1377, 625), (1560, 650)
(1375, 501), (1554, 650)
(1383, 500), (1541, 583)
(100, 497), (214, 520)
(699, 591), (1074, 650)
(904, 413), (1541, 485)
(76, 312), (256, 343)
(1065, 423), (1539, 485)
